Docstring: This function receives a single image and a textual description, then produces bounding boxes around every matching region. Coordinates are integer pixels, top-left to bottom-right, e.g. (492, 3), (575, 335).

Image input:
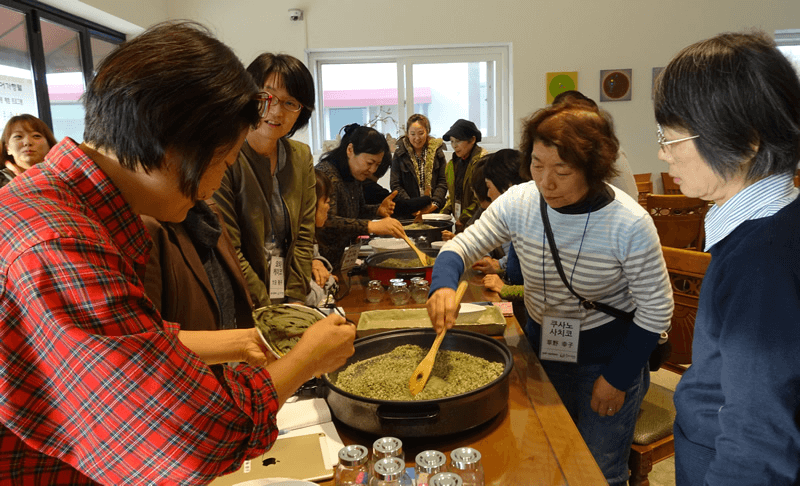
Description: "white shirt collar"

(704, 173), (798, 251)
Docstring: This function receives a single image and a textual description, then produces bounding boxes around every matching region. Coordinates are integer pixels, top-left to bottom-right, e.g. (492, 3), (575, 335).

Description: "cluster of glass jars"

(335, 440), (483, 486)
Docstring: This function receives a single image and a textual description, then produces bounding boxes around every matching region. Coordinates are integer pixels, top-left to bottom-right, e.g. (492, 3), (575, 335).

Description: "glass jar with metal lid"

(370, 457), (412, 486)
(410, 278), (430, 304)
(366, 280), (384, 303)
(414, 450), (447, 486)
(448, 448), (483, 486)
(335, 445), (370, 485)
(389, 281), (410, 306)
(429, 472), (463, 486)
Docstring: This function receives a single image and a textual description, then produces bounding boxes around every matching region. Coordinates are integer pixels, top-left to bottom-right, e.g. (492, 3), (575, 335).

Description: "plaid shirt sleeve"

(0, 235), (279, 485)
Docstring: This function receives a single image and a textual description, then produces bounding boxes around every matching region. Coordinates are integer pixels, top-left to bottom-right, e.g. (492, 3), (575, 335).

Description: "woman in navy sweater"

(655, 32), (800, 485)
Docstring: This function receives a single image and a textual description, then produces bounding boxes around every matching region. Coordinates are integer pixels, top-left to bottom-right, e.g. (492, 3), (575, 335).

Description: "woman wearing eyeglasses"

(213, 53), (322, 308)
(656, 32), (800, 486)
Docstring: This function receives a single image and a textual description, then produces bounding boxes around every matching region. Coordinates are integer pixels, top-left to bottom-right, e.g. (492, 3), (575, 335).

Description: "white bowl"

(369, 237), (408, 253)
(431, 241), (445, 250)
(422, 213), (454, 223)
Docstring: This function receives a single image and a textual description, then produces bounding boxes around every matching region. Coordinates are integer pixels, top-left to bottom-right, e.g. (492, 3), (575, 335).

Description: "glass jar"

(372, 437), (404, 463)
(448, 448), (484, 486)
(366, 280), (384, 303)
(411, 278), (430, 304)
(389, 281), (411, 306)
(370, 457), (412, 486)
(429, 472), (463, 486)
(414, 450), (447, 486)
(336, 445), (370, 485)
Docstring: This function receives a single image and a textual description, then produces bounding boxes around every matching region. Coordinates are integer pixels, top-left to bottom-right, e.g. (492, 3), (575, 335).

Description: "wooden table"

(318, 274), (606, 486)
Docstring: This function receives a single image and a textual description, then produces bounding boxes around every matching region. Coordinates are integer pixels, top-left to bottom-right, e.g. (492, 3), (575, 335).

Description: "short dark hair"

(520, 101), (619, 192)
(83, 21), (260, 198)
(247, 53), (315, 138)
(470, 157), (489, 202)
(2, 114), (57, 163)
(314, 168), (331, 201)
(483, 148), (527, 193)
(321, 124), (390, 181)
(552, 90), (598, 109)
(655, 31), (800, 182)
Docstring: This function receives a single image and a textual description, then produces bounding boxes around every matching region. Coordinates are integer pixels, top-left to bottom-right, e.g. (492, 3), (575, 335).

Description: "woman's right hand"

(482, 274), (505, 293)
(368, 217), (405, 238)
(441, 230), (455, 241)
(289, 314), (355, 377)
(426, 286), (460, 334)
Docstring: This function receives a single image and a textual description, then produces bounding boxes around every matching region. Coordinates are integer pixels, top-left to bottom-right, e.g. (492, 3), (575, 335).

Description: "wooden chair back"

(636, 181), (653, 207)
(634, 173), (652, 183)
(661, 172), (682, 194)
(629, 246), (711, 485)
(647, 194), (709, 250)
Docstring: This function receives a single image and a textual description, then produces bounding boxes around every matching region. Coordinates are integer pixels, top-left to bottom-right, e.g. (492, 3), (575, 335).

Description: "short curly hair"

(520, 101), (619, 193)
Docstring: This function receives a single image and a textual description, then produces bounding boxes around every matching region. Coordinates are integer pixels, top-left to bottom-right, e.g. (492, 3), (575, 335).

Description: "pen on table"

(278, 429), (289, 436)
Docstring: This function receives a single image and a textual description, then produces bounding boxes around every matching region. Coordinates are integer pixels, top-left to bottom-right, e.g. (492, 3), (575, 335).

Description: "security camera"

(288, 9), (303, 21)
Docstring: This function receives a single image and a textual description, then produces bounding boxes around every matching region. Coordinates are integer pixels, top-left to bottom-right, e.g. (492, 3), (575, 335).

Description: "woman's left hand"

(377, 190), (398, 218)
(590, 375), (626, 417)
(472, 256), (500, 274)
(312, 259), (330, 286)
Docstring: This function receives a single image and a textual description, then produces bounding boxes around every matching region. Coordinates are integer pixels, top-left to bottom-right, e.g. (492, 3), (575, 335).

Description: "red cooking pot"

(364, 248), (438, 286)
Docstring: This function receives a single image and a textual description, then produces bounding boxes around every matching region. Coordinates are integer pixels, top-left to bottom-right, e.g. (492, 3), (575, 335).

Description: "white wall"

(53, 0), (800, 190)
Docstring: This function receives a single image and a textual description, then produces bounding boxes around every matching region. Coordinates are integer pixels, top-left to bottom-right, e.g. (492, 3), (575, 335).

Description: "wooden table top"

(317, 274), (606, 486)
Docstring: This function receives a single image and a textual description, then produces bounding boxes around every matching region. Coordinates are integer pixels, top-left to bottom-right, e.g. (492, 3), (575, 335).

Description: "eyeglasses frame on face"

(657, 123), (699, 151)
(261, 89), (303, 114)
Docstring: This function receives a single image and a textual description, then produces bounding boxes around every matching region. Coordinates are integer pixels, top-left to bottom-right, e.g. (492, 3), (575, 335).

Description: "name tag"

(340, 243), (361, 272)
(454, 201), (462, 220)
(269, 255), (285, 300)
(540, 315), (580, 363)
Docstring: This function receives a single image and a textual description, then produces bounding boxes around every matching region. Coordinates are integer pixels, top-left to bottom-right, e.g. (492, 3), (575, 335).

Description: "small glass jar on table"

(429, 472), (463, 486)
(389, 281), (411, 306)
(410, 278), (430, 304)
(414, 450), (447, 486)
(448, 448), (484, 486)
(370, 456), (412, 486)
(335, 444), (370, 485)
(366, 279), (384, 303)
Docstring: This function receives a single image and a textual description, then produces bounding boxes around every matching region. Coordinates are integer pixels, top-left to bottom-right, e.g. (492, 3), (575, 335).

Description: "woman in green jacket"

(213, 53), (318, 308)
(440, 119), (488, 232)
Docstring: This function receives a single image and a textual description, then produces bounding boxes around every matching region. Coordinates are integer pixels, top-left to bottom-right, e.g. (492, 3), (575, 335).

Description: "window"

(0, 0), (124, 139)
(307, 44), (512, 154)
(776, 29), (800, 77)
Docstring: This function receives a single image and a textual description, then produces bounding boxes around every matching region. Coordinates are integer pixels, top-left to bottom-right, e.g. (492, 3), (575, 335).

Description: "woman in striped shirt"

(427, 101), (672, 486)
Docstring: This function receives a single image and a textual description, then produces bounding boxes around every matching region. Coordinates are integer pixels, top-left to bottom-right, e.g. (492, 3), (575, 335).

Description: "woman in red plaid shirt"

(0, 21), (355, 485)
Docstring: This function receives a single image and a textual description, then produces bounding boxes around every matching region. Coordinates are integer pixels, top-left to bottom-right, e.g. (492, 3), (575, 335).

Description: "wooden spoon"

(409, 280), (469, 396)
(399, 232), (433, 266)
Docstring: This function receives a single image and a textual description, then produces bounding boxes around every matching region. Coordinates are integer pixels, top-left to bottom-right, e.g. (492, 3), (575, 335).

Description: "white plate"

(369, 237), (408, 253)
(431, 241), (445, 250)
(422, 213), (454, 222)
(458, 303), (486, 315)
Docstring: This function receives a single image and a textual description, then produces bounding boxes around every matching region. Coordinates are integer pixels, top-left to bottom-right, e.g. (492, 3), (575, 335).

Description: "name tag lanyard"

(539, 202), (591, 363)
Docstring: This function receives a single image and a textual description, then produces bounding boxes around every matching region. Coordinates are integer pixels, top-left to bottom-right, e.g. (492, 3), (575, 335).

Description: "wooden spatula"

(409, 280), (469, 396)
(399, 232), (433, 266)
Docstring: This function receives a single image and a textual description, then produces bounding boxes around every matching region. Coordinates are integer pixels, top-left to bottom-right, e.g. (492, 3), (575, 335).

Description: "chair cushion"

(632, 383), (676, 445)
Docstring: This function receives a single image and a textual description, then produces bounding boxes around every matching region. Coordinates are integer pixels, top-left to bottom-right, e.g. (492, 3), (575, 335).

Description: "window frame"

(306, 43), (513, 154)
(1, 0), (125, 130)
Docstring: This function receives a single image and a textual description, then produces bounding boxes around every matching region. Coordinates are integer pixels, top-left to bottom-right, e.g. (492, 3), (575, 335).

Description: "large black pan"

(323, 329), (513, 437)
(400, 219), (452, 243)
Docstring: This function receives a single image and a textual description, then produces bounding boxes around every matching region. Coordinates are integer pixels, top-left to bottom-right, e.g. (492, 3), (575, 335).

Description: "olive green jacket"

(441, 144), (488, 226)
(212, 138), (316, 307)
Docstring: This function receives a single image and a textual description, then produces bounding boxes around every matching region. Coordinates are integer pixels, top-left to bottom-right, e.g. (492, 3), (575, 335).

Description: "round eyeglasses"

(657, 123), (699, 151)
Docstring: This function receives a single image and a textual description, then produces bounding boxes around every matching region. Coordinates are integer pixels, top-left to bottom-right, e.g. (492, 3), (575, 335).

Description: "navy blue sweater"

(673, 195), (800, 485)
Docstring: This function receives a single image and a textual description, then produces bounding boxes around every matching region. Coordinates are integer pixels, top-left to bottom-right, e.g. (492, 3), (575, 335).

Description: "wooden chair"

(647, 194), (710, 251)
(634, 173), (653, 208)
(629, 247), (711, 486)
(661, 172), (682, 195)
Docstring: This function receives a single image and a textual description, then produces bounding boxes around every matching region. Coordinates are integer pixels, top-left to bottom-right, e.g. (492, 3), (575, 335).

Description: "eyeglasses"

(657, 123), (699, 151)
(255, 92), (272, 118)
(263, 89), (303, 113)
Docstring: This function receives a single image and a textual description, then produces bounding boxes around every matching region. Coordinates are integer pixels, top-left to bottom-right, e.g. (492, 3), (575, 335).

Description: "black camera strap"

(539, 194), (635, 321)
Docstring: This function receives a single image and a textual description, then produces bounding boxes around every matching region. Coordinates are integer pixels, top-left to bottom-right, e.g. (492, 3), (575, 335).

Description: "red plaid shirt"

(0, 139), (279, 485)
